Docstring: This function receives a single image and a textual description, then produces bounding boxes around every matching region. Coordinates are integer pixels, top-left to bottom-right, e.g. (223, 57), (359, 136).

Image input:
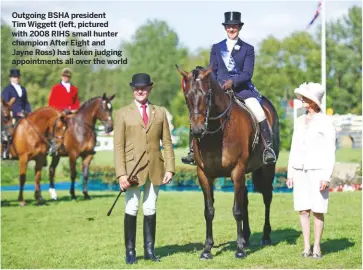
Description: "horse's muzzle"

(191, 125), (205, 138)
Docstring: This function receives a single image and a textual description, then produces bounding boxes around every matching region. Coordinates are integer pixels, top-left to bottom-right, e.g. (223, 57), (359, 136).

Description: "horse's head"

(97, 93), (115, 133)
(50, 112), (69, 146)
(1, 98), (15, 142)
(176, 65), (214, 138)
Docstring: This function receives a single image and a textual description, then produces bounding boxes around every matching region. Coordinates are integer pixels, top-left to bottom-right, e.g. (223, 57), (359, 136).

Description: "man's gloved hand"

(17, 110), (27, 118)
(222, 79), (233, 90)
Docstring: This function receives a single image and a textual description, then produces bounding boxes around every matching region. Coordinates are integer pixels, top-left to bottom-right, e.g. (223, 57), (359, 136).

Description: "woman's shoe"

(312, 252), (322, 259)
(301, 250), (312, 258)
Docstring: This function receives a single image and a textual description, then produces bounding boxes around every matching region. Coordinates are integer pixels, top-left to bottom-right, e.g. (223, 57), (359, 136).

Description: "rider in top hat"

(114, 73), (175, 264)
(1, 69), (32, 121)
(182, 11), (277, 165)
(48, 68), (81, 155)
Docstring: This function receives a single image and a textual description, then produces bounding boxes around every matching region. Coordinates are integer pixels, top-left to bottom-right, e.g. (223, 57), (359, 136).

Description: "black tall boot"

(259, 119), (277, 165)
(143, 214), (160, 262)
(124, 213), (137, 264)
(181, 128), (195, 165)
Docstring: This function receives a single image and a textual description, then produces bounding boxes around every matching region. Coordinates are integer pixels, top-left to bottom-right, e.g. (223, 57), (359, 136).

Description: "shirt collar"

(134, 100), (149, 108)
(226, 37), (238, 45)
(11, 82), (20, 88)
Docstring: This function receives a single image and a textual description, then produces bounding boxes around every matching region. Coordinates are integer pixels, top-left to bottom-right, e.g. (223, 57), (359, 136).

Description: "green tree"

(122, 20), (188, 108)
(326, 6), (362, 114)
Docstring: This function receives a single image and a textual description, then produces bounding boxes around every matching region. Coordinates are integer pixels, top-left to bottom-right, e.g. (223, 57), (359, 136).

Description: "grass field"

(1, 191), (361, 269)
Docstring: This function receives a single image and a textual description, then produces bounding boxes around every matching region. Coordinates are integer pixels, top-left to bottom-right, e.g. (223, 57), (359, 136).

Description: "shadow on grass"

(155, 228), (356, 258)
(156, 228), (301, 258)
(321, 238), (355, 254)
(1, 193), (115, 207)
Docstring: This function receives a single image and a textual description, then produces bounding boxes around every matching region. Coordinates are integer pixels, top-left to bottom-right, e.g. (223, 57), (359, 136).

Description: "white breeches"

(125, 180), (160, 216)
(244, 98), (266, 122)
(292, 169), (329, 214)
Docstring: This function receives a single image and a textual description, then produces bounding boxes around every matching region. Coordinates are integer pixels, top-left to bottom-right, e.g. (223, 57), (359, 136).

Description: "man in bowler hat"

(1, 69), (32, 121)
(182, 11), (277, 165)
(113, 73), (175, 264)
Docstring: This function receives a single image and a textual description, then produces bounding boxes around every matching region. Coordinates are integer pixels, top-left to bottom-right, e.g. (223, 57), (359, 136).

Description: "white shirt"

(134, 100), (149, 118)
(61, 81), (71, 93)
(11, 82), (22, 97)
(226, 37), (238, 53)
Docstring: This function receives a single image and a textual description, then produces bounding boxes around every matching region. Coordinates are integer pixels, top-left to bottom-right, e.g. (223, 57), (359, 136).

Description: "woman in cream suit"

(286, 82), (336, 259)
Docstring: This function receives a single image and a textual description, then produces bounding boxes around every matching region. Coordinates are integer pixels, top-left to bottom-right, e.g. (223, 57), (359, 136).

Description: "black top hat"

(129, 73), (153, 88)
(222, 11), (244, 26)
(9, 69), (21, 78)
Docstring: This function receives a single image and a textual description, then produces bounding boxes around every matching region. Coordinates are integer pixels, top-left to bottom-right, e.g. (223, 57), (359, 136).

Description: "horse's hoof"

(71, 195), (77, 200)
(235, 250), (247, 259)
(200, 251), (213, 260)
(260, 239), (272, 246)
(83, 193), (91, 200)
(19, 201), (26, 207)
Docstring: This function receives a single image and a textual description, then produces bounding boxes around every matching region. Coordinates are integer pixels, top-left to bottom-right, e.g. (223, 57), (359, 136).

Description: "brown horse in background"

(8, 107), (68, 205)
(176, 65), (280, 259)
(48, 94), (114, 200)
(1, 98), (15, 159)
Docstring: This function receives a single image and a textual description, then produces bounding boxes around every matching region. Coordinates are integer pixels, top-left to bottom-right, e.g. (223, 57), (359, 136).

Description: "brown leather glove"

(222, 79), (233, 90)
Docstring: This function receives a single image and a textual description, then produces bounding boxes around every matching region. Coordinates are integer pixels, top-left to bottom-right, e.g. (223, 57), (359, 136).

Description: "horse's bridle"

(186, 79), (233, 138)
(1, 111), (14, 143)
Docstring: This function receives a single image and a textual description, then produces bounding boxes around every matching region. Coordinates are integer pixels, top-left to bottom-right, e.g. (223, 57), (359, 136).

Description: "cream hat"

(294, 82), (325, 109)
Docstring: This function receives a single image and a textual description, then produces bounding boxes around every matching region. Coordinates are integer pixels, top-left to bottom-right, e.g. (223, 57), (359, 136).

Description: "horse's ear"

(203, 63), (214, 78)
(175, 64), (188, 78)
(1, 98), (6, 107)
(102, 93), (106, 100)
(108, 94), (115, 101)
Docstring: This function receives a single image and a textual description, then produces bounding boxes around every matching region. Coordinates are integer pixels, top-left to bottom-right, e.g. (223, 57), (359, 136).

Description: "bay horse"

(176, 65), (280, 259)
(48, 94), (114, 200)
(8, 107), (68, 205)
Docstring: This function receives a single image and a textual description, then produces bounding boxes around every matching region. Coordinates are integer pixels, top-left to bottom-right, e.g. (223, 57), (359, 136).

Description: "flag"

(306, 1), (322, 29)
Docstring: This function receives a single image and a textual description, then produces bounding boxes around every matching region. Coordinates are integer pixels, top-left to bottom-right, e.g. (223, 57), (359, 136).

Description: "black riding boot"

(48, 138), (59, 156)
(181, 128), (195, 165)
(259, 119), (277, 165)
(144, 214), (160, 262)
(124, 214), (137, 264)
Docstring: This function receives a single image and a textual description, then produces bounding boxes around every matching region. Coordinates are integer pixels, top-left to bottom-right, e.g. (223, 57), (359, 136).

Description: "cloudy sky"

(1, 0), (361, 52)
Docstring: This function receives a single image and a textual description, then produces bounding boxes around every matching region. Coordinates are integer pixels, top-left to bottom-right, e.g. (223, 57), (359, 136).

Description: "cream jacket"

(287, 112), (336, 182)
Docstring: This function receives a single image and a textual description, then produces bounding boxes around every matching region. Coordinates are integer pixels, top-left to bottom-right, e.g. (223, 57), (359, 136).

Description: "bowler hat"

(294, 82), (325, 109)
(61, 68), (72, 77)
(129, 73), (153, 88)
(9, 69), (21, 78)
(222, 11), (244, 26)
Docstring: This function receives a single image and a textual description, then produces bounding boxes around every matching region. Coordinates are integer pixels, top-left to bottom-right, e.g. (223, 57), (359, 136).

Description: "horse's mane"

(78, 96), (101, 111)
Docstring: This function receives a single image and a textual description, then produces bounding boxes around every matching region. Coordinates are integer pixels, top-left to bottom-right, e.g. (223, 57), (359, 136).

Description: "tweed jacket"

(113, 101), (175, 186)
(287, 112), (336, 182)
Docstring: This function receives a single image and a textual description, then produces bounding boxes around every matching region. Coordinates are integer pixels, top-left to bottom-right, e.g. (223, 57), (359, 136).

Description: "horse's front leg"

(231, 165), (248, 259)
(49, 155), (60, 200)
(197, 167), (215, 260)
(69, 155), (77, 200)
(34, 155), (46, 205)
(18, 155), (28, 206)
(82, 154), (93, 200)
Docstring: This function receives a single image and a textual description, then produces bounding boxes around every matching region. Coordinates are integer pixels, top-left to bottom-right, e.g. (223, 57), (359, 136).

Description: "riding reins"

(188, 78), (234, 138)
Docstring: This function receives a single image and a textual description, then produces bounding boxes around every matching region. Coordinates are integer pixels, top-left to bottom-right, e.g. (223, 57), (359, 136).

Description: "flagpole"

(321, 0), (326, 113)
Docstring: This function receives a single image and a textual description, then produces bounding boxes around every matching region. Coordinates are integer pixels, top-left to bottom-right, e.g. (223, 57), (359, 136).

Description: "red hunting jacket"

(48, 83), (80, 111)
